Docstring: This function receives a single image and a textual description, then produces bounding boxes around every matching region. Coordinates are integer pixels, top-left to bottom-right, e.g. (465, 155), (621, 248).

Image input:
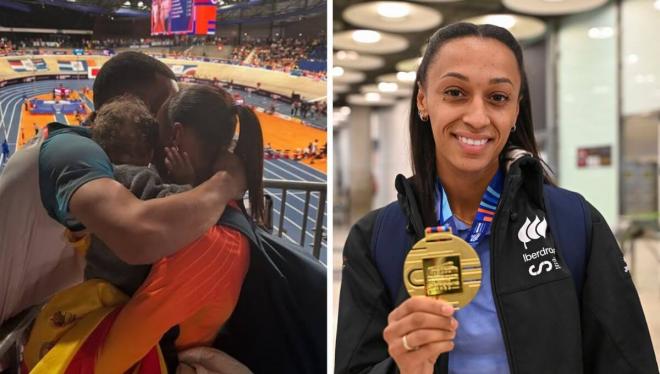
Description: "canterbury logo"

(518, 216), (547, 250)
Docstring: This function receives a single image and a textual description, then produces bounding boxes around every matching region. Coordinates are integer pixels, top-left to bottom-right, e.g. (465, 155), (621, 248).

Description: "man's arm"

(69, 171), (240, 265)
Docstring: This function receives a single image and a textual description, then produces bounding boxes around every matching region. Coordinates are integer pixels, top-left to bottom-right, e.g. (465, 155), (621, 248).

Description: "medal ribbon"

(432, 169), (504, 247)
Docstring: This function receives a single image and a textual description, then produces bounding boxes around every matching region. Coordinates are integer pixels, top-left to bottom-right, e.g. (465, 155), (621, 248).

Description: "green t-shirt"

(39, 122), (114, 231)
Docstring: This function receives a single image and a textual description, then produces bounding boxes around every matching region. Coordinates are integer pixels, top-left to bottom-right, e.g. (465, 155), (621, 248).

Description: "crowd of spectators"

(0, 33), (326, 77)
(230, 41), (255, 63)
(251, 37), (324, 71)
(0, 34), (225, 53)
(0, 38), (14, 55)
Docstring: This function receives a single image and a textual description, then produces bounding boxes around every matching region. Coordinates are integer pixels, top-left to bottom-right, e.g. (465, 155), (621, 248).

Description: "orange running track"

(18, 92), (326, 174)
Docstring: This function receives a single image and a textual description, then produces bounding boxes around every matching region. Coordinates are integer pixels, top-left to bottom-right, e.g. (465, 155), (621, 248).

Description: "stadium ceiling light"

(376, 2), (411, 18)
(378, 82), (398, 92)
(123, 1), (130, 5)
(587, 26), (614, 39)
(365, 92), (381, 102)
(333, 66), (345, 77)
(352, 30), (382, 44)
(339, 106), (352, 116)
(138, 1), (144, 7)
(483, 15), (517, 29)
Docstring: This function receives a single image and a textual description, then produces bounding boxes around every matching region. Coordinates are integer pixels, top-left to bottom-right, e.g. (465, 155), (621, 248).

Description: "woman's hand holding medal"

(383, 297), (458, 374)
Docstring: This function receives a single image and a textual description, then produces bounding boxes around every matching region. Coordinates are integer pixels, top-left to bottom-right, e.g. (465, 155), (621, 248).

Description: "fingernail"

(442, 305), (454, 315)
(451, 318), (459, 329)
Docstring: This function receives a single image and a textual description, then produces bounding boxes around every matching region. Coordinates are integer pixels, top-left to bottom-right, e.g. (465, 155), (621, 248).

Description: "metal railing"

(264, 178), (327, 259)
(0, 306), (40, 373)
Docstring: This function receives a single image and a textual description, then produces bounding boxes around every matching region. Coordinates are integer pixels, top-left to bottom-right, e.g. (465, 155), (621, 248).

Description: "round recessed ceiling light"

(336, 50), (359, 61)
(484, 14), (517, 29)
(335, 70), (366, 84)
(366, 92), (382, 102)
(332, 66), (345, 77)
(377, 2), (411, 18)
(361, 83), (413, 98)
(503, 0), (607, 16)
(343, 1), (442, 33)
(348, 93), (396, 106)
(378, 82), (399, 92)
(334, 52), (385, 71)
(352, 30), (382, 44)
(335, 30), (409, 54)
(396, 71), (417, 82)
(462, 14), (546, 42)
(378, 73), (416, 86)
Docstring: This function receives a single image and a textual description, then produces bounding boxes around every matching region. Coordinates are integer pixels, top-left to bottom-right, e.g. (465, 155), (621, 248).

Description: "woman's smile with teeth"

(456, 136), (489, 146)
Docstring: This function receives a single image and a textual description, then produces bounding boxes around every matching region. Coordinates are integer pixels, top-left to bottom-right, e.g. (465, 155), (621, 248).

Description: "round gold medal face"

(403, 230), (482, 309)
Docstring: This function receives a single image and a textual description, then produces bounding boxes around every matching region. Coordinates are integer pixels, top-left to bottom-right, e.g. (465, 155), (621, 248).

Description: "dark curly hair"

(92, 95), (159, 166)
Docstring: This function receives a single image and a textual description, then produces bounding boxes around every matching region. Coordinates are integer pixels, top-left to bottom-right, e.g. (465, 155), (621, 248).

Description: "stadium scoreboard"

(151, 0), (217, 36)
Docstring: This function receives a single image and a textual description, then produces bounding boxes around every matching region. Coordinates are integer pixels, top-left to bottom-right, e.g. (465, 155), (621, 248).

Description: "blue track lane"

(0, 79), (328, 263)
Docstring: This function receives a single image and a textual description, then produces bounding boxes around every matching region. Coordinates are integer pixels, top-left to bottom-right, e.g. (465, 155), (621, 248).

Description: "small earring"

(418, 111), (428, 122)
(511, 124), (517, 132)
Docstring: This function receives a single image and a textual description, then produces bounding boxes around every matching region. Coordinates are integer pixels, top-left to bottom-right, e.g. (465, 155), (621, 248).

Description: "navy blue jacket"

(336, 156), (657, 374)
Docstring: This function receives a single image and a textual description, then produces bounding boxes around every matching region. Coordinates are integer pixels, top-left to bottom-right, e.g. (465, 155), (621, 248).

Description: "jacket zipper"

(489, 179), (516, 374)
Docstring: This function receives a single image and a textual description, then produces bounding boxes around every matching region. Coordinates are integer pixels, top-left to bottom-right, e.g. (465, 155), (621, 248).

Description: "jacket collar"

(395, 149), (546, 224)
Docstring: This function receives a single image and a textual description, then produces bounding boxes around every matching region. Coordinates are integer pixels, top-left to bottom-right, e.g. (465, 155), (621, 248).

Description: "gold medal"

(403, 227), (482, 309)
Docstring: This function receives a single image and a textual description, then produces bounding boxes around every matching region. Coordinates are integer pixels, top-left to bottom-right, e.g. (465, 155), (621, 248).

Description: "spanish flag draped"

(23, 280), (168, 374)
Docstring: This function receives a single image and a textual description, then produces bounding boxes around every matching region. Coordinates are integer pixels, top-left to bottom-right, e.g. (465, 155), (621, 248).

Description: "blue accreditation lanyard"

(433, 170), (504, 247)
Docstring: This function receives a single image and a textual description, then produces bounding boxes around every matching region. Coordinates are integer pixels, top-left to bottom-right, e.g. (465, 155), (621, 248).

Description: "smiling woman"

(335, 22), (657, 374)
(416, 37), (522, 217)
